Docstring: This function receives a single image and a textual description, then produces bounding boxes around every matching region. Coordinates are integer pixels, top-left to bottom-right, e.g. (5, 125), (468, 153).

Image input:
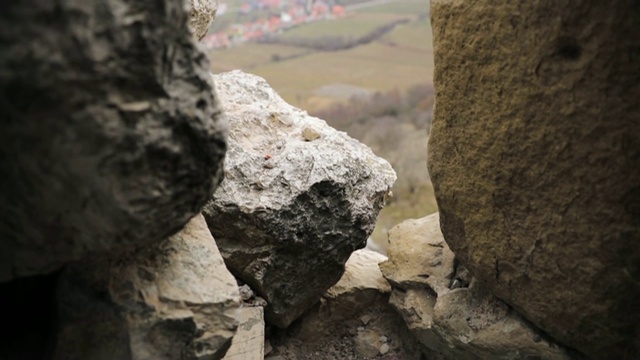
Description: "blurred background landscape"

(206, 0), (436, 250)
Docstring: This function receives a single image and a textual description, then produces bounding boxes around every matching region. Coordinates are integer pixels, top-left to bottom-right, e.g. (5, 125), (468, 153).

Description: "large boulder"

(0, 0), (226, 281)
(203, 71), (396, 328)
(428, 1), (640, 357)
(380, 213), (572, 360)
(53, 215), (240, 360)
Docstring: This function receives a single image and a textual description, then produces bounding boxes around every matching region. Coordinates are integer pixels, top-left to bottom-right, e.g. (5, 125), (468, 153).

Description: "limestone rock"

(0, 0), (226, 281)
(222, 307), (265, 360)
(267, 249), (432, 359)
(291, 249), (391, 340)
(428, 1), (640, 357)
(326, 249), (391, 303)
(189, 0), (218, 40)
(203, 71), (396, 328)
(354, 330), (382, 358)
(54, 215), (240, 360)
(380, 213), (572, 360)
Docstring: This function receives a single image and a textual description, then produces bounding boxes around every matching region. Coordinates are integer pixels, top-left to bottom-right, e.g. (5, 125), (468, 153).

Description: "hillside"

(208, 0), (436, 250)
(209, 0), (432, 112)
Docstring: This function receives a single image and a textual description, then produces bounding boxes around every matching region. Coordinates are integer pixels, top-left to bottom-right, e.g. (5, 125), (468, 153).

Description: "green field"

(381, 18), (433, 51)
(209, 2), (434, 111)
(280, 13), (405, 41)
(354, 0), (429, 15)
(210, 43), (311, 73)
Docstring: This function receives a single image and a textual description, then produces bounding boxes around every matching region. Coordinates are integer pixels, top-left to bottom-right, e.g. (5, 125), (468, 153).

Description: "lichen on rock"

(428, 1), (640, 357)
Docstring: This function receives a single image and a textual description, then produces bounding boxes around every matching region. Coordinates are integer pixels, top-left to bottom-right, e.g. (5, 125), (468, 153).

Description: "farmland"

(209, 0), (432, 112)
(208, 0), (436, 249)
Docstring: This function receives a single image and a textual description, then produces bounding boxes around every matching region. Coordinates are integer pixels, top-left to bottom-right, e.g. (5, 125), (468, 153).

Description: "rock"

(290, 249), (391, 340)
(222, 307), (265, 360)
(354, 330), (382, 358)
(53, 215), (240, 360)
(239, 284), (255, 301)
(380, 213), (572, 360)
(379, 343), (390, 355)
(0, 0), (226, 281)
(203, 71), (396, 328)
(360, 314), (373, 326)
(325, 250), (391, 304)
(428, 1), (640, 357)
(265, 339), (273, 356)
(267, 250), (433, 360)
(189, 0), (218, 40)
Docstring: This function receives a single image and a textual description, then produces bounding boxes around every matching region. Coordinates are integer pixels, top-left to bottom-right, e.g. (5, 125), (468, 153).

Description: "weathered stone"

(54, 215), (240, 360)
(239, 284), (255, 301)
(0, 0), (226, 281)
(326, 250), (391, 304)
(203, 71), (396, 328)
(222, 307), (265, 360)
(267, 248), (431, 360)
(189, 0), (218, 40)
(381, 213), (572, 360)
(354, 330), (382, 358)
(379, 343), (390, 355)
(291, 249), (391, 340)
(428, 1), (640, 357)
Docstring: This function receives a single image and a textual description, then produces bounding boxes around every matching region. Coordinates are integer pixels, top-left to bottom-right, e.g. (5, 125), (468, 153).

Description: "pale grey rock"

(0, 0), (226, 281)
(380, 213), (573, 360)
(239, 284), (255, 301)
(326, 249), (391, 300)
(291, 249), (391, 340)
(54, 215), (240, 360)
(354, 330), (382, 358)
(189, 0), (219, 40)
(203, 71), (396, 328)
(222, 307), (265, 360)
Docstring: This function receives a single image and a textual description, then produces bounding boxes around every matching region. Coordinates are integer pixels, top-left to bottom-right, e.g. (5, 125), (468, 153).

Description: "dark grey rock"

(0, 0), (226, 281)
(203, 71), (396, 328)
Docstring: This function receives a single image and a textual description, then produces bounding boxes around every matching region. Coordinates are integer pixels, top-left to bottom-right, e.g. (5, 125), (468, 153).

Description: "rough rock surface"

(428, 1), (640, 358)
(380, 213), (572, 360)
(222, 307), (265, 360)
(54, 215), (240, 360)
(290, 249), (391, 340)
(203, 71), (396, 328)
(0, 0), (226, 281)
(267, 250), (432, 360)
(189, 0), (218, 40)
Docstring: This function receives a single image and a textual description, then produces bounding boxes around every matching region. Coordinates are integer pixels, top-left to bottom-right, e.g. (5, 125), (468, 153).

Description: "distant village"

(202, 0), (346, 49)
